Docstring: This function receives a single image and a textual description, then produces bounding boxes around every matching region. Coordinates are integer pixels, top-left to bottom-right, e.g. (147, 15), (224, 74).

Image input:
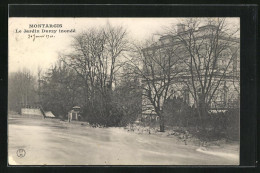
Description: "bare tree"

(60, 29), (102, 106)
(126, 38), (184, 132)
(61, 24), (128, 92)
(37, 66), (42, 104)
(103, 23), (129, 89)
(60, 24), (129, 125)
(165, 18), (240, 125)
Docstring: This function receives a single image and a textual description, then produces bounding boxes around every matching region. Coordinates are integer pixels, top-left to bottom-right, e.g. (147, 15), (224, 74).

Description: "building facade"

(141, 23), (240, 116)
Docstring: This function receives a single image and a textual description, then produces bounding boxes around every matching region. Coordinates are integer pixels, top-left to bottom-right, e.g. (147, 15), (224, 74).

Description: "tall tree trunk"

(159, 112), (165, 132)
(199, 101), (208, 130)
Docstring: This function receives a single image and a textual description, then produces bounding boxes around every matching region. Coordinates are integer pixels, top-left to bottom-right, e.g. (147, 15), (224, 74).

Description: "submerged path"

(8, 116), (239, 165)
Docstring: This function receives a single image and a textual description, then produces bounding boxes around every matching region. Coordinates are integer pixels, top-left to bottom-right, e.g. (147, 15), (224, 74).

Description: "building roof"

(45, 111), (55, 118)
(72, 106), (80, 109)
(144, 24), (239, 51)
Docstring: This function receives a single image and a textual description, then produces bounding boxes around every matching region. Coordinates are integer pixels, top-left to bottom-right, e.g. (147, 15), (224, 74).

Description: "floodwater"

(8, 116), (239, 165)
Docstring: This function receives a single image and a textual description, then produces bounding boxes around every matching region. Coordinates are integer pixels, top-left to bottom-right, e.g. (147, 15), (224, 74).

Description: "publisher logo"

(17, 149), (26, 158)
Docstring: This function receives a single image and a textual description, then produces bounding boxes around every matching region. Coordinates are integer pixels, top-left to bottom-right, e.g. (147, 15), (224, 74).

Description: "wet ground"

(8, 116), (239, 165)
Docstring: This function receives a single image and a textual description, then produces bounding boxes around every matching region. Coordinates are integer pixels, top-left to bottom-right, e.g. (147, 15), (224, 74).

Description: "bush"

(163, 97), (239, 141)
(163, 97), (195, 127)
(81, 88), (141, 127)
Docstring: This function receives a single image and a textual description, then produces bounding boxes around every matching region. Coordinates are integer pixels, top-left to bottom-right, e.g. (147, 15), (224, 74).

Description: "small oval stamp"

(17, 149), (26, 158)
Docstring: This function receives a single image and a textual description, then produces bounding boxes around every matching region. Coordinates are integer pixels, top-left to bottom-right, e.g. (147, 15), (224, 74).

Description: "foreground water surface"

(8, 116), (239, 165)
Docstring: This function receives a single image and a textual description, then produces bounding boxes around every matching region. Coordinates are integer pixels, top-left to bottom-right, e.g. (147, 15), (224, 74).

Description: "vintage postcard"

(8, 17), (240, 165)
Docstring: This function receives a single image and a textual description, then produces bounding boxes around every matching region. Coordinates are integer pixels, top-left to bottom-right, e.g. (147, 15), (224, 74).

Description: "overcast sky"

(9, 17), (239, 75)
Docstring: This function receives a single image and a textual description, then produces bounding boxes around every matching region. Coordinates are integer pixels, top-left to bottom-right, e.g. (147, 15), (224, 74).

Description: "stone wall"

(21, 108), (43, 117)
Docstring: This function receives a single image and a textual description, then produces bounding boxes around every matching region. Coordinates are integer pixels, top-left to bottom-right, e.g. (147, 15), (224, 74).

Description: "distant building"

(21, 105), (55, 119)
(21, 105), (45, 118)
(68, 106), (81, 122)
(45, 111), (56, 118)
(141, 23), (240, 116)
(21, 107), (43, 117)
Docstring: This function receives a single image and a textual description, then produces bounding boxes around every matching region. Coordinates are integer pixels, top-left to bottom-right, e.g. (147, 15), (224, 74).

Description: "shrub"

(163, 97), (239, 141)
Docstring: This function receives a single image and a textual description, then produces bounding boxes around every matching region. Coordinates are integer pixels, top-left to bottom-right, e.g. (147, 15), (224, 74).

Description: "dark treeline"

(8, 69), (38, 113)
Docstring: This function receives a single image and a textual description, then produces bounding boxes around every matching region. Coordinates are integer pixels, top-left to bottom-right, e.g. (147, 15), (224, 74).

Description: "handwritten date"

(27, 34), (55, 41)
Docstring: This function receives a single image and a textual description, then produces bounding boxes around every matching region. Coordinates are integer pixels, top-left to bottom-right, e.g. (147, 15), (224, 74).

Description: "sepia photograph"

(8, 17), (240, 165)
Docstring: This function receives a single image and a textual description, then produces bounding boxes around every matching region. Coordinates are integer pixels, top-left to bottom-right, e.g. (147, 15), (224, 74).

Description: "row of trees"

(9, 18), (240, 133)
(8, 69), (38, 113)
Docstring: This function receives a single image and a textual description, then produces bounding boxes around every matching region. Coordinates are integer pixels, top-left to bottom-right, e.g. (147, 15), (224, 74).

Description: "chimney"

(177, 23), (185, 33)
